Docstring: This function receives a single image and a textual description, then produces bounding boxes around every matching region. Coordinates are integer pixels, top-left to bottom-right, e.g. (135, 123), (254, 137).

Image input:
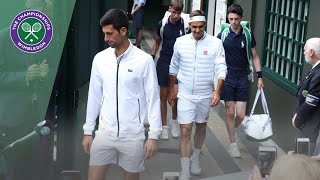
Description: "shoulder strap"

(250, 89), (261, 115)
(220, 22), (251, 58)
(250, 88), (269, 116)
(241, 24), (254, 81)
(220, 23), (230, 42)
(241, 24), (251, 61)
(160, 11), (170, 39)
(260, 88), (269, 114)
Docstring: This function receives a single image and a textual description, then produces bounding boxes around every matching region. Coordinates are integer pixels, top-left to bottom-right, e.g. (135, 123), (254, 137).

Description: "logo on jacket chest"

(241, 41), (245, 48)
(203, 50), (208, 55)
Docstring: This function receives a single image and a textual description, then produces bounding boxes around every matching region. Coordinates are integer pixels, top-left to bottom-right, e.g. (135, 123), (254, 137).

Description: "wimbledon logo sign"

(10, 10), (53, 53)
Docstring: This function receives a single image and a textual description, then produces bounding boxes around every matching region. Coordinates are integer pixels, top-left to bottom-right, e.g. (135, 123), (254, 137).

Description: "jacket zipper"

(101, 96), (105, 105)
(100, 96), (105, 121)
(138, 99), (141, 123)
(192, 41), (198, 95)
(116, 60), (120, 137)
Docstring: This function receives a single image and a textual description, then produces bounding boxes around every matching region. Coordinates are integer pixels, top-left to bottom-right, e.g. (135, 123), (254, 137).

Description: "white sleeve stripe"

(306, 101), (317, 107)
(307, 94), (319, 100)
(306, 96), (318, 107)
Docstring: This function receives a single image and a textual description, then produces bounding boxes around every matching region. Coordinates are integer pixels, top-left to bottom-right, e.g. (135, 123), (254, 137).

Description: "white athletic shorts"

(177, 96), (211, 124)
(89, 133), (145, 173)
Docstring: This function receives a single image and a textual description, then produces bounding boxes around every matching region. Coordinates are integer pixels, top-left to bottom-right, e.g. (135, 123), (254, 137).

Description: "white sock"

(181, 157), (190, 173)
(162, 125), (168, 129)
(192, 148), (201, 158)
(171, 119), (177, 125)
(235, 131), (238, 138)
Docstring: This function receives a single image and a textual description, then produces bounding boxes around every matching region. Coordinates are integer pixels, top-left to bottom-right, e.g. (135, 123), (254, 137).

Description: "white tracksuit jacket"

(83, 43), (162, 140)
(169, 32), (227, 98)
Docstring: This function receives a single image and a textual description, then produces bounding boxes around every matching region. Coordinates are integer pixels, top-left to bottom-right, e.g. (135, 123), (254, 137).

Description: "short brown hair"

(99, 9), (129, 33)
(227, 4), (243, 17)
(170, 0), (184, 11)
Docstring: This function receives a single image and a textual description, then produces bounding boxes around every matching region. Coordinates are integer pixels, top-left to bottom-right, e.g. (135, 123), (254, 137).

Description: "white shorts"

(177, 96), (211, 124)
(89, 134), (145, 173)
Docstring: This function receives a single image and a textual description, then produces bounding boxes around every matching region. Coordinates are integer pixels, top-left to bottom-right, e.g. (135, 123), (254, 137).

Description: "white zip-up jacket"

(83, 43), (162, 140)
(169, 32), (227, 98)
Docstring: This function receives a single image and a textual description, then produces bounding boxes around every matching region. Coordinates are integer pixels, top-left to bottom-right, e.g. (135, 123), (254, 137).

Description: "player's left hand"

(144, 139), (158, 159)
(211, 91), (220, 107)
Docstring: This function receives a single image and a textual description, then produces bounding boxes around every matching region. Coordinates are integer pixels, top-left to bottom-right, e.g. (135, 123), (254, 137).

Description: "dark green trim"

(266, 31), (305, 45)
(263, 67), (298, 95)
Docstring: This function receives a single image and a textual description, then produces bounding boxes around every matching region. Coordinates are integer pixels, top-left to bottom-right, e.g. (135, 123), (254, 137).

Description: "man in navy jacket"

(292, 37), (320, 154)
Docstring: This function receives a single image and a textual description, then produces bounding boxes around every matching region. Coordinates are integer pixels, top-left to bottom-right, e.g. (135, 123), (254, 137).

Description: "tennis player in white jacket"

(82, 9), (162, 180)
(168, 10), (227, 180)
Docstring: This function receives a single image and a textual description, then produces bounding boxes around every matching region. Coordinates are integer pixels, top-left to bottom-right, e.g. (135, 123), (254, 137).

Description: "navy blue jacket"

(295, 63), (320, 142)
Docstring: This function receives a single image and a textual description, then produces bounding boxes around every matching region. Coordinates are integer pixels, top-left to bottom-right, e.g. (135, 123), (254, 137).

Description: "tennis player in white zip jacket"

(82, 9), (161, 180)
(168, 10), (227, 180)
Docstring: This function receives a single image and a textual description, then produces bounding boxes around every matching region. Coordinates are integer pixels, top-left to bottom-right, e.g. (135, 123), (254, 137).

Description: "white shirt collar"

(114, 40), (133, 61)
(312, 60), (320, 69)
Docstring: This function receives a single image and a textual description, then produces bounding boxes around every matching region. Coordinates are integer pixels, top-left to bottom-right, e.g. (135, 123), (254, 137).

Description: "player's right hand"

(82, 135), (93, 155)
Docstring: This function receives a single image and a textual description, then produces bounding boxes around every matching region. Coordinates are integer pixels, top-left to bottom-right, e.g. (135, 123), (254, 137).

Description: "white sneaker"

(190, 155), (201, 175)
(171, 119), (180, 138)
(229, 143), (241, 158)
(160, 127), (169, 140)
(179, 171), (191, 180)
(235, 132), (240, 149)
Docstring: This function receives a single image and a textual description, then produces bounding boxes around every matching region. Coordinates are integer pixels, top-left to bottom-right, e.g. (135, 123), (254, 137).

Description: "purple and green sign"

(10, 9), (53, 53)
